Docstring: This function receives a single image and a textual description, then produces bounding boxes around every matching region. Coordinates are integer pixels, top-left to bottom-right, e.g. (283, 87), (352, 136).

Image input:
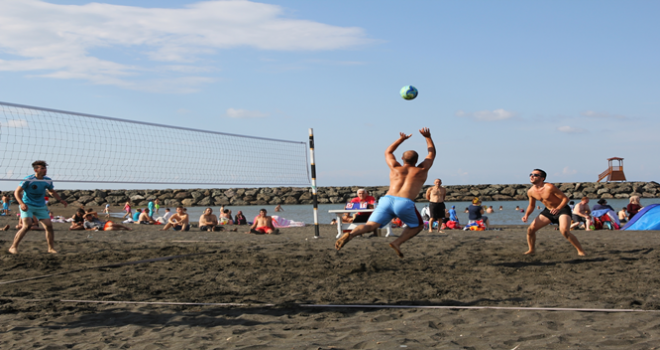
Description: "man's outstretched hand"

(399, 132), (412, 141)
(419, 127), (431, 138)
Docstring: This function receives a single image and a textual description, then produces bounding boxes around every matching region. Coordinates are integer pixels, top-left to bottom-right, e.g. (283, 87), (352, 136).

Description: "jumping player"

(9, 161), (68, 254)
(522, 169), (586, 256)
(335, 128), (436, 258)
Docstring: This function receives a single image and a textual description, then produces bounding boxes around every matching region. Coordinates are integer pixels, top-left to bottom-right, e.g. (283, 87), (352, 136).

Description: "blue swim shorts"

(20, 205), (50, 220)
(368, 195), (423, 228)
(2, 203), (8, 210)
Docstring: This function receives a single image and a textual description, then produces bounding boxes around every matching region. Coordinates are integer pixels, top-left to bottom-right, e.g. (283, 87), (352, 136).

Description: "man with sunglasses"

(522, 169), (586, 256)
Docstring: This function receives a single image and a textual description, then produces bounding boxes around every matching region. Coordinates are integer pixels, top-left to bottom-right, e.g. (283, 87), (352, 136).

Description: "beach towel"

(256, 215), (305, 228)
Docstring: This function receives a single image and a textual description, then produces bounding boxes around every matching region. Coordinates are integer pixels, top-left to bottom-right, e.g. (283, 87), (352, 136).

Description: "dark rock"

(174, 192), (190, 199)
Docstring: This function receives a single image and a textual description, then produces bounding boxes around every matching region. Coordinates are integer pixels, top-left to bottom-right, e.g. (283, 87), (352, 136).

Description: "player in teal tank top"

(9, 160), (68, 255)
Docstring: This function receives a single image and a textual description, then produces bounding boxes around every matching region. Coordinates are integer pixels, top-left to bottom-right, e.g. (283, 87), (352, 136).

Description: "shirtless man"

(335, 128), (435, 258)
(425, 178), (446, 233)
(570, 197), (592, 231)
(248, 209), (279, 234)
(138, 208), (156, 224)
(522, 169), (586, 256)
(161, 206), (190, 231)
(199, 207), (221, 231)
(9, 160), (68, 254)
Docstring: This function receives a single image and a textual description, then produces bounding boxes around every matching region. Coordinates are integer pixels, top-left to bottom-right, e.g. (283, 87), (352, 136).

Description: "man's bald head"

(401, 150), (418, 165)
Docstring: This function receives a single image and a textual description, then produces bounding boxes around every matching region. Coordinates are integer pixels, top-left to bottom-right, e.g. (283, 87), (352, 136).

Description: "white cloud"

(557, 126), (587, 134)
(0, 0), (370, 91)
(581, 110), (626, 119)
(455, 109), (515, 121)
(226, 108), (268, 119)
(0, 119), (29, 128)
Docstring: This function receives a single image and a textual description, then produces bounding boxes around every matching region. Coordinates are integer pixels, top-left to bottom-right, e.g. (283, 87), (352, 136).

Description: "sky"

(0, 0), (659, 190)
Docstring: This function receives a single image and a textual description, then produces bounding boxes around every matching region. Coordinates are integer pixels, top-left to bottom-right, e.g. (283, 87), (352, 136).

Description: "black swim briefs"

(429, 202), (446, 220)
(539, 205), (573, 225)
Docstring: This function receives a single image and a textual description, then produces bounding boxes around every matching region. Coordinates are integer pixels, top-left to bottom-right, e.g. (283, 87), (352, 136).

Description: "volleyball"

(400, 85), (418, 100)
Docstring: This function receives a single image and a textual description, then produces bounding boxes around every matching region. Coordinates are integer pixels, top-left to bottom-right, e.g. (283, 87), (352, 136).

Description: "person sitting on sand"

(627, 196), (643, 221)
(83, 213), (132, 231)
(138, 208), (157, 224)
(16, 214), (43, 231)
(199, 207), (222, 231)
(234, 211), (247, 225)
(161, 206), (190, 231)
(468, 198), (490, 229)
(618, 207), (627, 223)
(69, 209), (86, 230)
(247, 209), (279, 234)
(219, 209), (233, 225)
(132, 209), (142, 222)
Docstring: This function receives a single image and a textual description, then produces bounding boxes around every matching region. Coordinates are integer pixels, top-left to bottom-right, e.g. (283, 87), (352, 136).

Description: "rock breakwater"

(2, 181), (657, 208)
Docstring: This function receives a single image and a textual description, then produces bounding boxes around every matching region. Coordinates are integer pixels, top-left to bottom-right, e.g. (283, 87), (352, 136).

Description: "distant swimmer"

(522, 169), (586, 256)
(335, 128), (436, 258)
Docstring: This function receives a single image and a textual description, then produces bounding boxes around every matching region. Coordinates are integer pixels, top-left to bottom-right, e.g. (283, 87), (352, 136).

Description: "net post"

(309, 128), (319, 238)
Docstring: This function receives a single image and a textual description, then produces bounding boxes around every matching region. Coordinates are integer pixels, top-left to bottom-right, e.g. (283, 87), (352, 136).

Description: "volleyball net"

(0, 102), (310, 186)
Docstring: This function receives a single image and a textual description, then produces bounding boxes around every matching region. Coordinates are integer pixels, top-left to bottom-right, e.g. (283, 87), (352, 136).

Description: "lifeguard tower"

(597, 157), (627, 182)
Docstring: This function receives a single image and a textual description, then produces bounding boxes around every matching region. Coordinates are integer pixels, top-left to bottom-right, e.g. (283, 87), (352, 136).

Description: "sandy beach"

(2, 209), (660, 349)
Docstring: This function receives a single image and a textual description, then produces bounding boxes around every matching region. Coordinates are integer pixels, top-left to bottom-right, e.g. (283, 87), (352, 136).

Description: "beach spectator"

(330, 218), (337, 225)
(219, 209), (234, 225)
(464, 207), (469, 213)
(2, 195), (9, 216)
(350, 189), (376, 223)
(425, 179), (447, 233)
(448, 205), (459, 223)
(234, 211), (247, 225)
(86, 208), (99, 219)
(468, 198), (490, 229)
(103, 203), (110, 218)
(570, 197), (592, 230)
(154, 199), (161, 215)
(568, 201), (575, 211)
(247, 208), (279, 234)
(627, 196), (642, 221)
(618, 207), (628, 223)
(132, 209), (142, 222)
(148, 200), (155, 218)
(592, 199), (615, 212)
(161, 206), (190, 231)
(162, 208), (172, 222)
(84, 213), (131, 231)
(341, 212), (354, 223)
(420, 204), (430, 221)
(16, 215), (43, 231)
(275, 204), (284, 212)
(138, 208), (157, 224)
(199, 207), (222, 231)
(486, 206), (494, 214)
(69, 209), (86, 230)
(122, 201), (132, 219)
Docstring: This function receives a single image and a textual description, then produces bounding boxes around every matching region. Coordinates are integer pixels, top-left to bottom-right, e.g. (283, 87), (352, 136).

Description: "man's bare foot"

(524, 250), (535, 255)
(389, 243), (403, 258)
(8, 246), (18, 254)
(48, 248), (58, 254)
(577, 251), (586, 256)
(428, 229), (433, 233)
(2, 224), (9, 231)
(335, 232), (352, 251)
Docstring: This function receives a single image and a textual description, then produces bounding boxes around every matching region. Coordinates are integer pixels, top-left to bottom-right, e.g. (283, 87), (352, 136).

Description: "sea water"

(113, 198), (660, 226)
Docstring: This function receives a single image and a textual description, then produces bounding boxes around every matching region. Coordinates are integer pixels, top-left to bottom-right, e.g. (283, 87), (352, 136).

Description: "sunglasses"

(529, 173), (542, 177)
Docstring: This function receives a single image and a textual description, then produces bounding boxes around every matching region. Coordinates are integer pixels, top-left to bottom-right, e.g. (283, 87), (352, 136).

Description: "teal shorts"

(20, 205), (50, 220)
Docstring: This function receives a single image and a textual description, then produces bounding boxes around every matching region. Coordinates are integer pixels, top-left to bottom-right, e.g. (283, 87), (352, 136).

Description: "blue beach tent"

(622, 204), (660, 231)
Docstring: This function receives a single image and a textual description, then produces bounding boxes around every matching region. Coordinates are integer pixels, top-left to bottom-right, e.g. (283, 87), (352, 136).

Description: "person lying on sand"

(247, 209), (279, 234)
(335, 128), (436, 258)
(83, 213), (132, 231)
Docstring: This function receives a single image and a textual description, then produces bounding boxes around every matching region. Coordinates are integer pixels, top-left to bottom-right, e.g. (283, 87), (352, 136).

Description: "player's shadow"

(492, 257), (608, 268)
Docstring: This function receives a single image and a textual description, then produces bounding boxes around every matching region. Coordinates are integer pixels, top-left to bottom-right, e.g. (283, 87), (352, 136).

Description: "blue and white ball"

(400, 85), (418, 100)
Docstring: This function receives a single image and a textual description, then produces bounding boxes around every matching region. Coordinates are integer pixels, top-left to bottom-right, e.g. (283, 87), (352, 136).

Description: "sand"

(2, 210), (660, 349)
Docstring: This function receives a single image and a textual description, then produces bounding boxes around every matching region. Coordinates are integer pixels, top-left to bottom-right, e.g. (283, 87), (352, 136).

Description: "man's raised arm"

(417, 128), (436, 169)
(385, 132), (411, 168)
